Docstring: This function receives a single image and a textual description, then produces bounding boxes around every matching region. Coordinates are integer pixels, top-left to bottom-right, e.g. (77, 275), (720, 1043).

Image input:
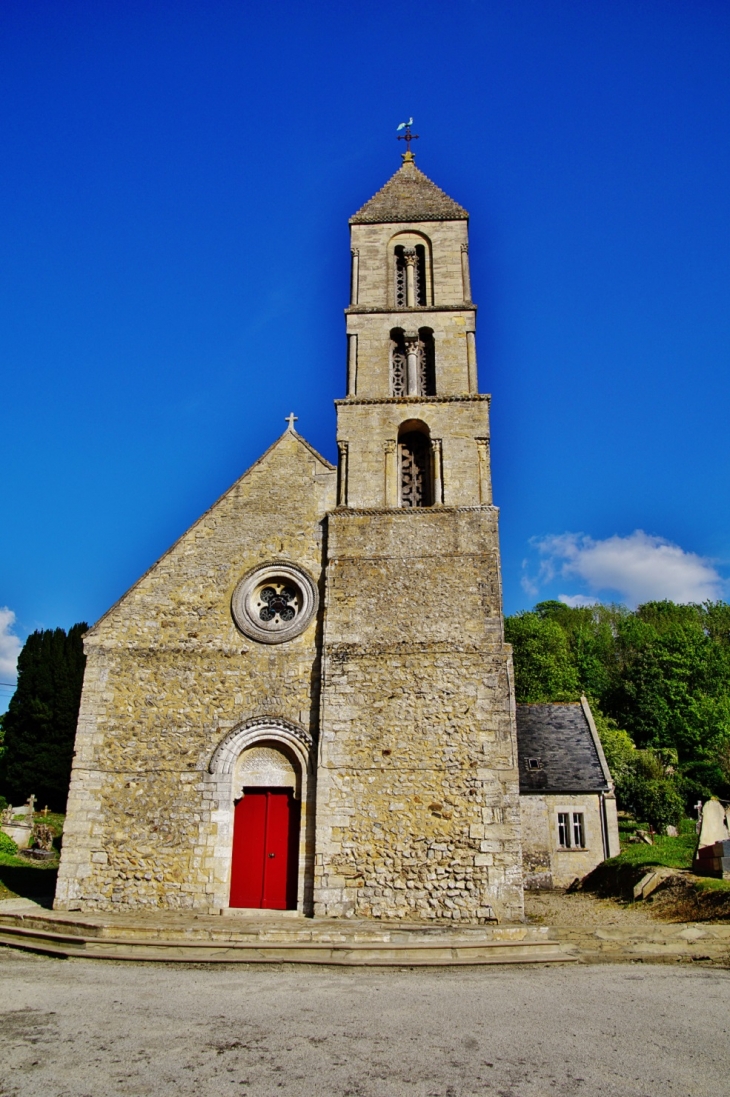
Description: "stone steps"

(0, 910), (572, 965)
(1, 908), (727, 965)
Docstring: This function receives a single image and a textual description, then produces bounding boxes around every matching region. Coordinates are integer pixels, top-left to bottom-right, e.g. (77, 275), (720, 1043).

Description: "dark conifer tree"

(0, 624), (87, 811)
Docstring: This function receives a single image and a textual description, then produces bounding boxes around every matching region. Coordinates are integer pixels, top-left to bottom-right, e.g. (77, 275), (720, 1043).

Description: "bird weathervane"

(396, 118), (419, 158)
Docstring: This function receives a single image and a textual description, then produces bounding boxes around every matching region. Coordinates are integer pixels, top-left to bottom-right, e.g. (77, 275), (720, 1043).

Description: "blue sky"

(1, 0), (729, 700)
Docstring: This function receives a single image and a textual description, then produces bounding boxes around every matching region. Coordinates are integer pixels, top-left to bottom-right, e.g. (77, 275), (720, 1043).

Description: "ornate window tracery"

(390, 328), (436, 397)
(390, 329), (407, 396)
(231, 563), (318, 644)
(399, 428), (433, 508)
(394, 244), (427, 307)
(417, 328), (435, 395)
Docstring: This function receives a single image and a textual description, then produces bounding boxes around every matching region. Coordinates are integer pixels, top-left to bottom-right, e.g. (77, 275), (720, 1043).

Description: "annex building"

(55, 147), (619, 922)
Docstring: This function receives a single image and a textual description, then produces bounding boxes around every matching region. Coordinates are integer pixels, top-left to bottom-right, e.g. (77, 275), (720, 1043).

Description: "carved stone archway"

(206, 717), (315, 914)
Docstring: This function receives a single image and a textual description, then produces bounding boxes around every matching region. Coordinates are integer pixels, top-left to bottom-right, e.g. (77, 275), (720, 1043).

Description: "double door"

(229, 788), (300, 909)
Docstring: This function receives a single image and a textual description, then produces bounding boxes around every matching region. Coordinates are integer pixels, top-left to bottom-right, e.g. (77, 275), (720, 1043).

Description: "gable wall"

(55, 434), (336, 912)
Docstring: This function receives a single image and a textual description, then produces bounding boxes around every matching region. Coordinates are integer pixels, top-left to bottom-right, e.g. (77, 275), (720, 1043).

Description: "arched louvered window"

(390, 328), (436, 396)
(394, 245), (427, 308)
(418, 327), (435, 395)
(398, 422), (433, 508)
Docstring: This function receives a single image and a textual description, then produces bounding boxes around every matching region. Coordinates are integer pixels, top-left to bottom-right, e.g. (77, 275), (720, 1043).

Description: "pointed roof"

(350, 156), (468, 224)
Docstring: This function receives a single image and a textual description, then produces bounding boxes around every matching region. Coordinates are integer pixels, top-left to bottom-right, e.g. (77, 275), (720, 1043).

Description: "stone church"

(55, 147), (618, 922)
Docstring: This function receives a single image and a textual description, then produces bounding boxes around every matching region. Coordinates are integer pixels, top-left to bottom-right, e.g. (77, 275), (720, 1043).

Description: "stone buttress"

(314, 153), (524, 922)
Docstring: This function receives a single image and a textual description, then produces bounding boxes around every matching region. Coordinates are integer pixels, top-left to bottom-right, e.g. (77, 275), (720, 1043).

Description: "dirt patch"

(643, 875), (730, 922)
(524, 887), (659, 930)
(545, 860), (730, 924)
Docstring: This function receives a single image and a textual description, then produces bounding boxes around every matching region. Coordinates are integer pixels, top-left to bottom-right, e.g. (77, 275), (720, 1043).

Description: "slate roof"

(350, 158), (468, 224)
(516, 703), (611, 794)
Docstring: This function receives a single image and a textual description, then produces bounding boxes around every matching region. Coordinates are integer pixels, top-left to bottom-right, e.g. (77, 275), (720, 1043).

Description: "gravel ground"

(1, 946), (728, 1097)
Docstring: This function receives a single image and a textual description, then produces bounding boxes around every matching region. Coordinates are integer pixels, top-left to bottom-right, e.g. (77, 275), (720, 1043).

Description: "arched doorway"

(229, 744), (301, 910)
(207, 719), (314, 914)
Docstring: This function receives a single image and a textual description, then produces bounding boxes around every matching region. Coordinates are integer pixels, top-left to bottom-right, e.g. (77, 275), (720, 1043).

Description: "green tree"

(606, 603), (730, 776)
(620, 749), (685, 833)
(505, 611), (580, 702)
(0, 624), (87, 811)
(589, 702), (636, 790)
(506, 599), (730, 807)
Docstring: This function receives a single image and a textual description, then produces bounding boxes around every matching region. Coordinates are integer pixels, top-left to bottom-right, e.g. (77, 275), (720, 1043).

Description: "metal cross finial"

(285, 412), (298, 431)
(396, 118), (419, 157)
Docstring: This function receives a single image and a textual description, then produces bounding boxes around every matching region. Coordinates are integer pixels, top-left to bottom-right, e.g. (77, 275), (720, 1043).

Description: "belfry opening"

(398, 420), (433, 507)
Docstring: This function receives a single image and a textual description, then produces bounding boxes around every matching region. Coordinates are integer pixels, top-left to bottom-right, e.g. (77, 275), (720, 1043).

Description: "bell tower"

(314, 146), (524, 923)
(336, 147), (490, 510)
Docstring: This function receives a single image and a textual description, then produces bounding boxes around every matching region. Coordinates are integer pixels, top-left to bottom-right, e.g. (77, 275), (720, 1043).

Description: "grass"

(611, 815), (697, 871)
(693, 877), (730, 894)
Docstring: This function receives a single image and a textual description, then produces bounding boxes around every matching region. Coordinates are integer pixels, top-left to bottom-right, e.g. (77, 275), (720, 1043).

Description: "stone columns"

(347, 334), (358, 395)
(337, 442), (349, 506)
(405, 332), (419, 395)
(466, 330), (477, 393)
(350, 249), (359, 305)
(431, 438), (443, 504)
(475, 438), (492, 505)
(461, 243), (472, 303)
(404, 248), (417, 308)
(384, 439), (398, 507)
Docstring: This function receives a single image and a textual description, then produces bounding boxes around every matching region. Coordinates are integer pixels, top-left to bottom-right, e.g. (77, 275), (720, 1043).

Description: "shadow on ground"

(0, 864), (57, 907)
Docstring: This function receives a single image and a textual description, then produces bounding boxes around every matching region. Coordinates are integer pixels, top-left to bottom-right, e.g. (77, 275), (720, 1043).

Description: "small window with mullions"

(557, 811), (586, 849)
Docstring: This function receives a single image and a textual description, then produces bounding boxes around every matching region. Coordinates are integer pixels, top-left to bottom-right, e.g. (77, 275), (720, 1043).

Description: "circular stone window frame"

(231, 562), (319, 645)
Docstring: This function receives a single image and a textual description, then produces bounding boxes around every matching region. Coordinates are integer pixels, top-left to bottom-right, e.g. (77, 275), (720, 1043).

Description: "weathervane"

(396, 117), (419, 157)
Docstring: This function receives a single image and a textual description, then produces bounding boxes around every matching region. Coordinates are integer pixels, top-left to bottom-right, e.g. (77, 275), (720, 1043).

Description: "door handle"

(268, 853), (275, 858)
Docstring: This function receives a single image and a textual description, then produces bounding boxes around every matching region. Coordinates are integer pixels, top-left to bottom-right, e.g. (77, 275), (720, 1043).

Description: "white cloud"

(558, 594), (600, 608)
(528, 531), (724, 608)
(0, 607), (22, 682)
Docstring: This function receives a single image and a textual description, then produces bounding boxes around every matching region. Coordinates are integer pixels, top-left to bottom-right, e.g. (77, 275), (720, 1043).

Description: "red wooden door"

(229, 789), (300, 909)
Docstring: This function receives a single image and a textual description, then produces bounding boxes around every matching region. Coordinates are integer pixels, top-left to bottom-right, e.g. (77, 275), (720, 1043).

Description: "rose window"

(256, 584), (299, 623)
(231, 563), (318, 644)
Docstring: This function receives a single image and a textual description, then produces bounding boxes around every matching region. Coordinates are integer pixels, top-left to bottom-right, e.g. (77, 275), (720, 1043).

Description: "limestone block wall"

(345, 309), (477, 397)
(350, 221), (470, 309)
(519, 793), (611, 889)
(316, 507), (524, 924)
(55, 432), (336, 913)
(336, 396), (491, 509)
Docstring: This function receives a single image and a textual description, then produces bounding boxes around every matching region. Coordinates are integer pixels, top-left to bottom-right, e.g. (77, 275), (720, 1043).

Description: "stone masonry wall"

(519, 793), (608, 889)
(346, 310), (476, 399)
(315, 507), (524, 923)
(350, 221), (469, 309)
(347, 220), (476, 401)
(336, 396), (491, 509)
(55, 432), (336, 913)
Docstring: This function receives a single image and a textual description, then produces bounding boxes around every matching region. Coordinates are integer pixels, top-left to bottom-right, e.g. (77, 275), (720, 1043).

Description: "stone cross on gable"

(285, 412), (298, 431)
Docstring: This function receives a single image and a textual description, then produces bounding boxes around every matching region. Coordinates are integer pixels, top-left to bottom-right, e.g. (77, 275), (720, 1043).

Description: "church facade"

(56, 151), (611, 923)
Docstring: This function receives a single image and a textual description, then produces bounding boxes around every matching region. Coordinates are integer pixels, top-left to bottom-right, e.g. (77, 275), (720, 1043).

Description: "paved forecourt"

(1, 948), (728, 1097)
